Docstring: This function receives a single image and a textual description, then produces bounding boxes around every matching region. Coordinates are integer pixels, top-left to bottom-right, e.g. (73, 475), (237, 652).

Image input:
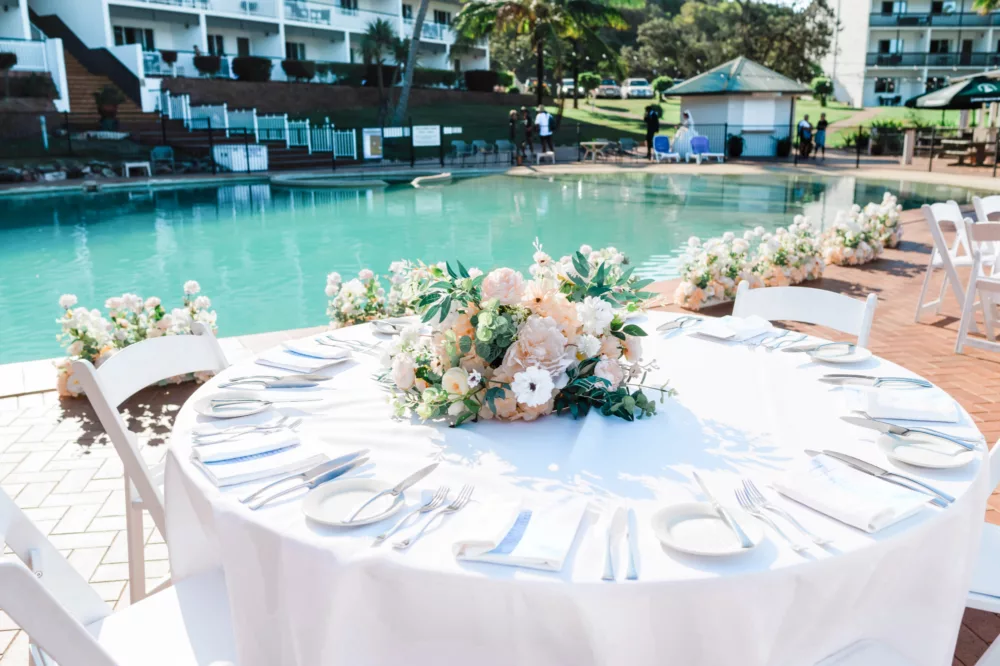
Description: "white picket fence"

(311, 126), (358, 159)
(258, 114), (291, 147)
(159, 91), (192, 126)
(288, 119), (311, 152)
(190, 103), (230, 136)
(228, 108), (259, 142)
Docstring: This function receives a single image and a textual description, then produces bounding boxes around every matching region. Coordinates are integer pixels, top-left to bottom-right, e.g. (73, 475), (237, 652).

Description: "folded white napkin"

(452, 497), (589, 572)
(282, 338), (352, 360)
(697, 315), (773, 342)
(773, 456), (929, 533)
(256, 348), (348, 373)
(192, 444), (326, 488)
(862, 388), (960, 423)
(192, 431), (299, 463)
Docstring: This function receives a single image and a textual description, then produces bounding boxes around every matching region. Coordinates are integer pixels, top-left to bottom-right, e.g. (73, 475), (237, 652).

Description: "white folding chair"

(73, 321), (228, 602)
(0, 486), (237, 666)
(915, 202), (980, 323)
(733, 282), (878, 348)
(974, 194), (1000, 224)
(956, 221), (1000, 354)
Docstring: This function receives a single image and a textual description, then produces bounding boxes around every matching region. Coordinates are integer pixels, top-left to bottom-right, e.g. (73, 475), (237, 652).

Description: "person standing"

(521, 106), (535, 156)
(814, 113), (828, 159)
(643, 105), (661, 159)
(797, 114), (813, 158)
(509, 109), (520, 159)
(535, 105), (554, 154)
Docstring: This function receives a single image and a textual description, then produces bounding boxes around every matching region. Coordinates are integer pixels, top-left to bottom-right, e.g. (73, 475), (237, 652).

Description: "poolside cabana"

(665, 57), (811, 158)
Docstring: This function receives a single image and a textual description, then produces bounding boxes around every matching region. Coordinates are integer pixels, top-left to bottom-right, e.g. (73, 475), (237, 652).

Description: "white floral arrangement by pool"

(54, 281), (218, 397)
(673, 218), (824, 311)
(819, 193), (903, 267)
(379, 245), (669, 426)
(325, 270), (386, 328)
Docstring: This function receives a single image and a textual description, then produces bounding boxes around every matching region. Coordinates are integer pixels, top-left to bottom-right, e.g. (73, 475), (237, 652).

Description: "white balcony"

(110, 0), (278, 19)
(402, 18), (455, 43)
(0, 38), (49, 71)
(284, 0), (392, 32)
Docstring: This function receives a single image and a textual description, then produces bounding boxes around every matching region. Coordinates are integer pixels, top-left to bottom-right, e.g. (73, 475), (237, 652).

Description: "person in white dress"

(673, 110), (700, 159)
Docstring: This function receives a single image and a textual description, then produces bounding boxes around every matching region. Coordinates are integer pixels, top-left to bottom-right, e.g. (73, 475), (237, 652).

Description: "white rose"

(579, 244), (593, 255)
(183, 280), (201, 295)
(391, 354), (416, 390)
(441, 367), (470, 395)
(722, 232), (735, 242)
(325, 283), (339, 297)
(59, 294), (77, 309)
(358, 268), (375, 281)
(144, 297), (161, 309)
(67, 340), (84, 356)
(194, 296), (211, 309)
(105, 297), (123, 310)
(577, 333), (601, 358)
(687, 236), (701, 248)
(468, 267), (484, 279)
(480, 268), (525, 306)
(594, 358), (625, 389)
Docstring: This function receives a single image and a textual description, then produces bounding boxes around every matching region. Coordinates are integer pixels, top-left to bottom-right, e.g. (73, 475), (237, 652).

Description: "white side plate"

(651, 502), (764, 557)
(807, 347), (874, 365)
(303, 478), (406, 527)
(193, 391), (272, 419)
(877, 432), (979, 469)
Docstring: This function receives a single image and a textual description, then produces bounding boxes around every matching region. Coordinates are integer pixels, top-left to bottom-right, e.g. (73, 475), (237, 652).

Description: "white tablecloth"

(165, 311), (990, 666)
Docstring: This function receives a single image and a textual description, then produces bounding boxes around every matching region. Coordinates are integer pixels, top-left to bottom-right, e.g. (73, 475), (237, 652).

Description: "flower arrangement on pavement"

(54, 281), (218, 397)
(379, 243), (670, 426)
(326, 270), (386, 328)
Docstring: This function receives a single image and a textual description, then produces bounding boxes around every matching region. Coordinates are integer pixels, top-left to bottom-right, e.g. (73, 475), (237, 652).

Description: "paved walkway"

(1, 208), (999, 664)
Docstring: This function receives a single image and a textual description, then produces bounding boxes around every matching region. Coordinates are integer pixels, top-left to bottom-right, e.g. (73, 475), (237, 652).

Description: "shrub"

(727, 133), (744, 158)
(413, 68), (459, 88)
(496, 70), (514, 88)
(160, 50), (178, 65)
(464, 69), (498, 92)
(506, 84), (520, 94)
(775, 136), (791, 157)
(93, 85), (126, 108)
(232, 56), (273, 82)
(578, 71), (600, 97)
(811, 76), (833, 107)
(645, 103), (664, 117)
(193, 55), (222, 76)
(327, 62), (367, 86)
(651, 75), (674, 98)
(12, 73), (57, 99)
(315, 62), (332, 77)
(0, 52), (16, 72)
(281, 59), (316, 81)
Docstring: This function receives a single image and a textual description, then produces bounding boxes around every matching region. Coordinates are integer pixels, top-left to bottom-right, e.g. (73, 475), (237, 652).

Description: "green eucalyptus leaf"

(622, 324), (648, 337)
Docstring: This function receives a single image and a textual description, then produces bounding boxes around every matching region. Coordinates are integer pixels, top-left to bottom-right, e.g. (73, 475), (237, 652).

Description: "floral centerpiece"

(325, 270), (386, 328)
(673, 230), (762, 311)
(380, 244), (670, 426)
(864, 192), (903, 249)
(820, 193), (903, 266)
(753, 216), (825, 287)
(55, 281), (218, 397)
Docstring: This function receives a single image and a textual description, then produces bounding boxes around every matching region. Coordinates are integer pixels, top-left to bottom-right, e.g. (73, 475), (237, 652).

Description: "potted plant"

(727, 133), (745, 159)
(93, 85), (127, 129)
(775, 136), (792, 158)
(281, 59), (316, 82)
(0, 52), (16, 99)
(232, 56), (273, 82)
(193, 54), (222, 77)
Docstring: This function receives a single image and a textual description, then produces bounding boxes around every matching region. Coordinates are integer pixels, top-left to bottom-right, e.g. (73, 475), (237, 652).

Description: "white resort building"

(823, 0), (1000, 108)
(1, 0), (488, 114)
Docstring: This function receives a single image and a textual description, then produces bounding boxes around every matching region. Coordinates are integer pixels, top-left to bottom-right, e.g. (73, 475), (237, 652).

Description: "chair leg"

(984, 291), (997, 342)
(124, 477), (147, 604)
(936, 272), (949, 314)
(956, 277), (980, 354)
(914, 264), (935, 323)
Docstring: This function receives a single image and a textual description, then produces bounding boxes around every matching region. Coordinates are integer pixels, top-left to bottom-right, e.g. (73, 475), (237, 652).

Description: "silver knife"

(603, 507), (627, 581)
(782, 341), (854, 354)
(692, 471), (753, 548)
(625, 508), (640, 581)
(239, 449), (370, 504)
(807, 449), (954, 506)
(220, 377), (322, 389)
(347, 462), (440, 522)
(249, 456), (369, 510)
(820, 374), (932, 389)
(840, 415), (976, 451)
(227, 373), (334, 383)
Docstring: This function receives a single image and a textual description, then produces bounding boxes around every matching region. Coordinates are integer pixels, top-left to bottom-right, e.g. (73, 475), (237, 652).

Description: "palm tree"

(454, 0), (639, 106)
(393, 0), (431, 124)
(361, 19), (398, 122)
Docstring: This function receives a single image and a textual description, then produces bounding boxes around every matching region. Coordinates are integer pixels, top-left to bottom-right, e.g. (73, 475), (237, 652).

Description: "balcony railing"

(869, 11), (997, 26)
(866, 51), (1000, 67)
(402, 18), (452, 41)
(0, 38), (49, 71)
(111, 0), (277, 17)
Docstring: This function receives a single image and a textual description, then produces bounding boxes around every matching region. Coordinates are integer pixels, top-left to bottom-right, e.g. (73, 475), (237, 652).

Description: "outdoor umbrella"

(906, 76), (1000, 109)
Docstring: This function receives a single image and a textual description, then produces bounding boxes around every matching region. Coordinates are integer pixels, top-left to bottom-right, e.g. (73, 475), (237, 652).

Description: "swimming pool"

(0, 172), (985, 364)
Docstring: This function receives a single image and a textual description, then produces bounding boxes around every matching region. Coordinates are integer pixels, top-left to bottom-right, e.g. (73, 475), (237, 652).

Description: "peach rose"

(441, 367), (470, 395)
(599, 334), (623, 359)
(481, 268), (525, 305)
(623, 335), (643, 362)
(499, 315), (568, 377)
(523, 282), (579, 344)
(511, 398), (555, 421)
(451, 305), (479, 340)
(478, 387), (518, 420)
(594, 358), (625, 389)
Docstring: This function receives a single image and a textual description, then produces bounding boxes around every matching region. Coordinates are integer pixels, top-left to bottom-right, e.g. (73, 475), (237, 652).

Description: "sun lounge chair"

(686, 135), (724, 164)
(471, 140), (494, 156)
(617, 137), (638, 156)
(652, 135), (680, 163)
(451, 140), (474, 162)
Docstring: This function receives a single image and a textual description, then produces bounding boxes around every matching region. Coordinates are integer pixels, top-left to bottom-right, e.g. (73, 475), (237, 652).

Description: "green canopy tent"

(905, 77), (1000, 109)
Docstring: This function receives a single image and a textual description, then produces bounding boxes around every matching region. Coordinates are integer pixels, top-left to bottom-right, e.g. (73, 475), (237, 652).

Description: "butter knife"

(249, 456), (369, 510)
(347, 462), (440, 522)
(603, 507), (627, 581)
(782, 341), (854, 354)
(820, 374), (932, 389)
(625, 508), (640, 581)
(692, 471), (753, 548)
(806, 449), (954, 507)
(840, 415), (976, 451)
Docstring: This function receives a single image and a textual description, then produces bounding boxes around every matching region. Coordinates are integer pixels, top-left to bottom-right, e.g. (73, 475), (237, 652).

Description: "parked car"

(559, 78), (579, 98)
(596, 79), (620, 99)
(621, 78), (654, 99)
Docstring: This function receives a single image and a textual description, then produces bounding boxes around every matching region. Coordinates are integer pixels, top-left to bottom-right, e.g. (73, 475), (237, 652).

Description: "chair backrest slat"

(690, 136), (709, 154)
(733, 282), (877, 347)
(653, 135), (669, 152)
(974, 194), (1000, 223)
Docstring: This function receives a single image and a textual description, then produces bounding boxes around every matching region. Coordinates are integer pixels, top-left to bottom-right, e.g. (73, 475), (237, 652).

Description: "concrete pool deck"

(1, 176), (1000, 664)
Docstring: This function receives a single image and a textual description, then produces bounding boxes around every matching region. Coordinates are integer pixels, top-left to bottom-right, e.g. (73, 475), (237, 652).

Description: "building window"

(402, 3), (413, 19)
(208, 34), (224, 56)
(880, 0), (906, 13)
(877, 39), (903, 53)
(237, 37), (251, 57)
(926, 76), (947, 91)
(929, 39), (950, 53)
(874, 77), (897, 93)
(340, 0), (358, 10)
(453, 58), (461, 72)
(113, 26), (155, 51)
(433, 10), (451, 24)
(286, 41), (307, 60)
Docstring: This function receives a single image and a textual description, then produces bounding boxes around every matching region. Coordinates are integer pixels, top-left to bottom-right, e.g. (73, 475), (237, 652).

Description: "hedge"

(464, 69), (498, 92)
(232, 56), (273, 82)
(10, 73), (57, 99)
(282, 59), (316, 81)
(193, 55), (222, 76)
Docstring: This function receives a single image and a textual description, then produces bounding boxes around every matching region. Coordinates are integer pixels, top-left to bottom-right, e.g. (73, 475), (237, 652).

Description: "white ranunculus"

(184, 280), (201, 295)
(511, 366), (555, 407)
(358, 268), (375, 281)
(325, 283), (339, 297)
(722, 232), (735, 242)
(468, 267), (483, 279)
(441, 367), (470, 395)
(687, 236), (701, 248)
(576, 333), (601, 358)
(576, 296), (614, 336)
(144, 296), (161, 309)
(327, 271), (342, 285)
(391, 353), (416, 390)
(105, 297), (123, 310)
(579, 244), (593, 255)
(59, 294), (77, 309)
(193, 296), (211, 310)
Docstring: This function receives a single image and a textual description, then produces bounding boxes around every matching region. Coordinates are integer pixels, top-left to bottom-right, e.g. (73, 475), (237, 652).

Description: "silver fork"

(192, 416), (292, 440)
(192, 418), (302, 445)
(743, 479), (831, 546)
(734, 488), (809, 553)
(764, 332), (806, 351)
(745, 332), (780, 350)
(372, 486), (449, 547)
(393, 484), (474, 550)
(317, 338), (379, 357)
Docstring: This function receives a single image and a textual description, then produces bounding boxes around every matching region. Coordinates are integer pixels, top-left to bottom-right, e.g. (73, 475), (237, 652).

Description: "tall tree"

(392, 0), (431, 124)
(455, 0), (641, 106)
(361, 19), (398, 123)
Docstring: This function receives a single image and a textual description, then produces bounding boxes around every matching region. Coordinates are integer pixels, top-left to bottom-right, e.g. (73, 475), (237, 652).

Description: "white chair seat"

(968, 523), (1000, 614)
(86, 569), (237, 666)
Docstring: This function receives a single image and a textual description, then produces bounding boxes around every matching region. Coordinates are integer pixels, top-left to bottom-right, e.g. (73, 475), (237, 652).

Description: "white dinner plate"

(193, 391), (272, 419)
(303, 478), (406, 527)
(807, 346), (874, 365)
(651, 502), (764, 557)
(877, 432), (979, 469)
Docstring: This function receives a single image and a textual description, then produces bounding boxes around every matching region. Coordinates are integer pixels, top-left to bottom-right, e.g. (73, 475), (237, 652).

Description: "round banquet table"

(164, 310), (990, 666)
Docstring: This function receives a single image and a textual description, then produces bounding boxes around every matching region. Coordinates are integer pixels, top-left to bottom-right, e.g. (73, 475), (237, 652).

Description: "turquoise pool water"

(0, 172), (986, 364)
